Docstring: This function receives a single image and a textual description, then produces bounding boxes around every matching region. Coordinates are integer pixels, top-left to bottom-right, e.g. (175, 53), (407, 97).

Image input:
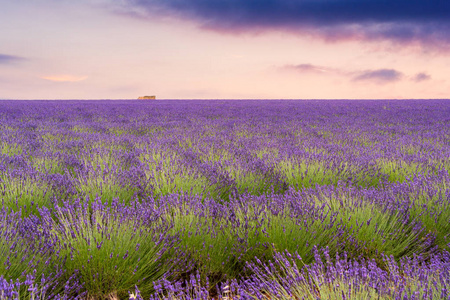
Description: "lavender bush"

(1, 99), (449, 299)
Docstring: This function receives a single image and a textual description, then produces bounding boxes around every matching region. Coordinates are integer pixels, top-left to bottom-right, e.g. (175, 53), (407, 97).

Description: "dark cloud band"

(123, 0), (450, 46)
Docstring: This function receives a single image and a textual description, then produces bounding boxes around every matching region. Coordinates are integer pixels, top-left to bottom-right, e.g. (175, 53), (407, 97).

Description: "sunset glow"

(0, 0), (449, 99)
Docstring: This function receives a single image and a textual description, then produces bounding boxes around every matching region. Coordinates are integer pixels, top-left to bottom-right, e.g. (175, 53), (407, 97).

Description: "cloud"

(412, 72), (431, 82)
(281, 63), (406, 84)
(283, 64), (334, 74)
(353, 69), (403, 83)
(279, 63), (404, 83)
(0, 54), (25, 64)
(112, 0), (450, 48)
(41, 75), (88, 82)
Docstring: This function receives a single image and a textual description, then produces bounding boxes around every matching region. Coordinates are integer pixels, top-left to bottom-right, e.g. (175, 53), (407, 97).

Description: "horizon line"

(0, 98), (449, 101)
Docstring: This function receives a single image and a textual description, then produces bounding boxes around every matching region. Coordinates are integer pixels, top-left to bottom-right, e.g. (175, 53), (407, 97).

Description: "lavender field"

(1, 100), (450, 299)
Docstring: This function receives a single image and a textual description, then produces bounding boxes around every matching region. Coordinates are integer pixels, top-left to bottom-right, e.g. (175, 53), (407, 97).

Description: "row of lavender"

(1, 100), (450, 299)
(2, 100), (449, 205)
(1, 177), (450, 299)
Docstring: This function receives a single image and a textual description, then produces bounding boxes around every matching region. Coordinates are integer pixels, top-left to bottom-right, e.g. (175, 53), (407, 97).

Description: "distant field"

(1, 100), (450, 299)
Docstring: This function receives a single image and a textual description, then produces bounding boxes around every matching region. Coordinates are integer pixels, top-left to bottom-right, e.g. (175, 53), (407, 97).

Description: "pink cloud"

(41, 75), (88, 82)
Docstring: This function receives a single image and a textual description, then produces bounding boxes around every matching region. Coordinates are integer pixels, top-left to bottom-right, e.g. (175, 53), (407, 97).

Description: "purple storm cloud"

(118, 0), (450, 47)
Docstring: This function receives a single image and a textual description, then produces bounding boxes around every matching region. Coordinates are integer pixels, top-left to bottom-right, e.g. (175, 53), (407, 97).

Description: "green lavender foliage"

(53, 200), (175, 299)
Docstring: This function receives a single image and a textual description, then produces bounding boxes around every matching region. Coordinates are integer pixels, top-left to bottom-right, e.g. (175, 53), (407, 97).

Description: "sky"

(1, 0), (449, 99)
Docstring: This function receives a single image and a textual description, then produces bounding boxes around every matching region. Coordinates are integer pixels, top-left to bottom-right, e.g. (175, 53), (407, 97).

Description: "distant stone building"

(138, 96), (156, 99)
